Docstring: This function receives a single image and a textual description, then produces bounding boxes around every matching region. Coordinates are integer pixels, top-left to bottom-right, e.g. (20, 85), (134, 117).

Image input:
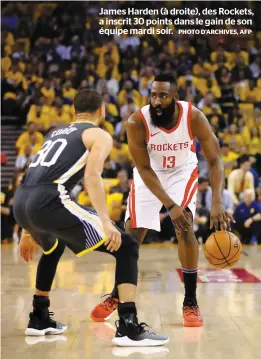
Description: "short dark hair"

(74, 89), (103, 114)
(220, 143), (229, 148)
(153, 73), (177, 87)
(198, 177), (209, 184)
(238, 155), (250, 166)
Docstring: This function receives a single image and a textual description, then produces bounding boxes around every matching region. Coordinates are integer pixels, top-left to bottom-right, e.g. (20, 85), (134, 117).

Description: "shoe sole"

(25, 335), (67, 345)
(25, 326), (67, 336)
(90, 309), (116, 322)
(112, 347), (169, 356)
(183, 321), (203, 327)
(112, 336), (169, 347)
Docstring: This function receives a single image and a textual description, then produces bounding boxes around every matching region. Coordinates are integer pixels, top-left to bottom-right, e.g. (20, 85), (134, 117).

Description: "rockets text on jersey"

(139, 101), (198, 172)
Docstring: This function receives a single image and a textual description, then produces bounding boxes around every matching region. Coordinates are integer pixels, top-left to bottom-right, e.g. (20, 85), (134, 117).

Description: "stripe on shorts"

(181, 167), (198, 208)
(57, 184), (106, 256)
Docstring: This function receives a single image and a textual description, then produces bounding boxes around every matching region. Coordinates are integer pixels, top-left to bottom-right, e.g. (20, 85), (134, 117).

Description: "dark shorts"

(13, 184), (107, 256)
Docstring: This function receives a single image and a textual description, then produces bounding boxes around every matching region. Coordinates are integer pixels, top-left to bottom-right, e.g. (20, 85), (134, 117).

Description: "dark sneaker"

(112, 314), (169, 347)
(25, 311), (67, 336)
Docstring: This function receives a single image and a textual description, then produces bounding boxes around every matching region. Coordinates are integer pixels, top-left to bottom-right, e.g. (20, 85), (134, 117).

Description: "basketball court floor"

(2, 242), (261, 359)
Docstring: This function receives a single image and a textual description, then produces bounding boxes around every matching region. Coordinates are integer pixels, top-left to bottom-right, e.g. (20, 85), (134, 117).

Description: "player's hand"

(210, 202), (235, 231)
(103, 221), (122, 252)
(19, 232), (39, 263)
(169, 205), (192, 232)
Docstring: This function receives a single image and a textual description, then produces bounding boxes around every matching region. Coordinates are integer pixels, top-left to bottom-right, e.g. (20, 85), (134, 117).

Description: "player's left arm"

(191, 107), (235, 230)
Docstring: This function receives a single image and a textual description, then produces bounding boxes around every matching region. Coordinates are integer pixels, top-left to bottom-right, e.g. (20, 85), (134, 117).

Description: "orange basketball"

(204, 231), (242, 269)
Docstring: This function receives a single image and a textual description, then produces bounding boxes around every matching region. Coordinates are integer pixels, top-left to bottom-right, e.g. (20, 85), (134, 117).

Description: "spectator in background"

(256, 186), (261, 203)
(232, 55), (253, 82)
(193, 195), (210, 243)
(249, 156), (260, 188)
(115, 98), (138, 141)
(40, 79), (55, 105)
(205, 182), (234, 214)
(109, 169), (131, 230)
(66, 35), (85, 61)
(117, 80), (141, 107)
(110, 169), (130, 195)
(15, 145), (35, 171)
(102, 158), (118, 179)
(197, 92), (221, 116)
(62, 80), (77, 103)
(1, 172), (23, 242)
(15, 122), (44, 155)
(110, 135), (131, 169)
(197, 177), (209, 209)
(248, 127), (261, 155)
(228, 155), (255, 206)
(223, 124), (244, 153)
(220, 143), (238, 178)
(197, 146), (209, 178)
(233, 189), (261, 243)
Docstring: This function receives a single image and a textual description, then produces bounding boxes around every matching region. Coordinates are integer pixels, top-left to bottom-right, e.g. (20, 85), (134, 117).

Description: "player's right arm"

(82, 128), (121, 252)
(127, 113), (191, 231)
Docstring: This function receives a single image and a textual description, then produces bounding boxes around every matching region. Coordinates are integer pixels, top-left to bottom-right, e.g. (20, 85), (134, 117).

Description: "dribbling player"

(13, 89), (169, 347)
(91, 74), (234, 327)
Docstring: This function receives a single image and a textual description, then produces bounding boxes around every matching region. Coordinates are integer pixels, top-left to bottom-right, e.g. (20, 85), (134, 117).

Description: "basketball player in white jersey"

(91, 74), (234, 327)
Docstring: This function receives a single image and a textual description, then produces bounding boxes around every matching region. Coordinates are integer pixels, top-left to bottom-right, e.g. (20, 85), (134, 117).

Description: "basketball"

(204, 231), (242, 269)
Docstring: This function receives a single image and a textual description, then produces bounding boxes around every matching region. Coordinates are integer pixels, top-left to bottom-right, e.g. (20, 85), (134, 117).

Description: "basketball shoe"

(183, 299), (203, 327)
(25, 311), (67, 336)
(90, 294), (119, 322)
(112, 314), (169, 347)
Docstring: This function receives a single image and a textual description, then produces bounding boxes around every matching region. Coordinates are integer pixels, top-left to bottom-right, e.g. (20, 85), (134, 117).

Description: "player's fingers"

(209, 217), (213, 229)
(114, 232), (121, 251)
(113, 235), (120, 251)
(223, 213), (231, 231)
(227, 212), (236, 223)
(19, 245), (23, 259)
(28, 249), (33, 262)
(107, 237), (114, 252)
(174, 220), (183, 232)
(20, 247), (27, 262)
(109, 234), (117, 252)
(105, 236), (111, 247)
(213, 217), (219, 230)
(117, 236), (122, 250)
(218, 213), (227, 231)
(182, 214), (192, 228)
(177, 216), (189, 231)
(23, 249), (29, 263)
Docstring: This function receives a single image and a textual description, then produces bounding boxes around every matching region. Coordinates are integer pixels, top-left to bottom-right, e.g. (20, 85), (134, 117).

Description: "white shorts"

(125, 165), (198, 232)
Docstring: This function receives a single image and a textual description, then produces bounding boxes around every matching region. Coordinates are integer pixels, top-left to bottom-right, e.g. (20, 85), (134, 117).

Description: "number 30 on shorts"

(162, 155), (175, 168)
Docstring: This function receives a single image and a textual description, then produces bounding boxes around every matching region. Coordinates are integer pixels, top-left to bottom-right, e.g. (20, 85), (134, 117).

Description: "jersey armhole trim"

(139, 109), (150, 143)
(187, 102), (194, 140)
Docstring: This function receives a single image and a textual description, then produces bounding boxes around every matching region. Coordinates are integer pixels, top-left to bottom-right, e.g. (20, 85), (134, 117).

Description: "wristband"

(167, 203), (176, 211)
(22, 229), (31, 237)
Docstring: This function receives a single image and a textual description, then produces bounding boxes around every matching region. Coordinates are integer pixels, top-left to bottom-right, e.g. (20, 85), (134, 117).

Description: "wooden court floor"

(2, 242), (261, 359)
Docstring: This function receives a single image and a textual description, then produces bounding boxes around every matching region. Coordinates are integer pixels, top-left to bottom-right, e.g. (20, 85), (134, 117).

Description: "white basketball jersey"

(139, 101), (198, 172)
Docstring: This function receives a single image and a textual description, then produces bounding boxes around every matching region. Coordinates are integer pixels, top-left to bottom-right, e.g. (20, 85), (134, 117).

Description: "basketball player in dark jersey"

(13, 89), (168, 347)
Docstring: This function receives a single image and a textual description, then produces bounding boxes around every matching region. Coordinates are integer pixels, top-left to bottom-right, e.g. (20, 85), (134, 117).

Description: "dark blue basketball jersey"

(22, 122), (97, 191)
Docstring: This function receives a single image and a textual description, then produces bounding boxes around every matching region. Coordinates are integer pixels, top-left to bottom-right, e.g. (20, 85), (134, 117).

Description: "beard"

(149, 100), (176, 127)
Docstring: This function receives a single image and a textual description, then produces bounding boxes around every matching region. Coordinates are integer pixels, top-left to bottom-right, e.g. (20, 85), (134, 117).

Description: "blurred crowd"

(1, 1), (261, 243)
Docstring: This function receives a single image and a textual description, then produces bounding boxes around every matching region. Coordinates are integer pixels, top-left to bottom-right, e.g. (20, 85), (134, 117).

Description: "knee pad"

(121, 233), (139, 260)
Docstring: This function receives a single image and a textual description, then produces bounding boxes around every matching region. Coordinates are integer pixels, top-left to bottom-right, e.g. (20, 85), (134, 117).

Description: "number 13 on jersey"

(162, 155), (175, 168)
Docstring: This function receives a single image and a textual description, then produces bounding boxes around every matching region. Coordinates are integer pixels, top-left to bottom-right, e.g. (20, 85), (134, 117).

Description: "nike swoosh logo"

(151, 131), (161, 137)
